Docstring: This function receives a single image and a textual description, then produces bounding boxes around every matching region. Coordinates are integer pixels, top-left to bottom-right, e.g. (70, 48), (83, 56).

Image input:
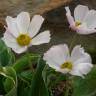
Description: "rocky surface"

(0, 0), (96, 60)
(0, 0), (71, 23)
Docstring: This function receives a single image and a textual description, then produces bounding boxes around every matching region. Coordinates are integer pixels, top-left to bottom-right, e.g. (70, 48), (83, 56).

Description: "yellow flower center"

(17, 34), (31, 46)
(75, 21), (81, 27)
(60, 62), (72, 70)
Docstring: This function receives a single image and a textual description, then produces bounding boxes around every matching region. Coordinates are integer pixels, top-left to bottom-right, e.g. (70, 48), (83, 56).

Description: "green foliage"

(17, 70), (33, 96)
(0, 40), (15, 66)
(0, 40), (49, 96)
(0, 66), (17, 96)
(30, 58), (49, 96)
(42, 65), (66, 88)
(13, 53), (40, 73)
(72, 66), (96, 96)
(0, 37), (96, 96)
(0, 40), (17, 96)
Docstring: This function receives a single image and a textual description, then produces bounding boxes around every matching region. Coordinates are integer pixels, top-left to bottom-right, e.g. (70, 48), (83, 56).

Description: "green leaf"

(19, 70), (33, 83)
(0, 40), (15, 66)
(13, 53), (40, 73)
(0, 66), (17, 96)
(30, 58), (49, 96)
(17, 70), (33, 96)
(0, 75), (5, 95)
(17, 79), (30, 96)
(18, 86), (31, 96)
(72, 66), (96, 96)
(42, 65), (66, 88)
(12, 53), (41, 96)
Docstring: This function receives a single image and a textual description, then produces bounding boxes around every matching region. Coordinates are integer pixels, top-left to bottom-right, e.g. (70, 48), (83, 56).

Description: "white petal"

(28, 15), (44, 38)
(3, 30), (16, 42)
(71, 45), (92, 64)
(57, 68), (70, 74)
(2, 30), (17, 48)
(70, 68), (83, 77)
(83, 10), (96, 29)
(74, 5), (89, 22)
(2, 34), (27, 54)
(77, 28), (96, 34)
(16, 12), (30, 34)
(77, 23), (96, 34)
(70, 63), (93, 77)
(43, 44), (70, 70)
(6, 16), (19, 37)
(31, 31), (51, 45)
(65, 7), (75, 27)
(12, 46), (27, 54)
(2, 30), (27, 54)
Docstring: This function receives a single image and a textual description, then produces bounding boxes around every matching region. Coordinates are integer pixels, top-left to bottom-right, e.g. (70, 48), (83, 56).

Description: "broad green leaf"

(19, 70), (33, 83)
(0, 66), (17, 96)
(0, 75), (5, 95)
(12, 53), (40, 96)
(13, 54), (40, 73)
(17, 70), (33, 96)
(30, 58), (49, 96)
(42, 65), (66, 89)
(18, 86), (30, 96)
(72, 66), (96, 96)
(0, 40), (15, 66)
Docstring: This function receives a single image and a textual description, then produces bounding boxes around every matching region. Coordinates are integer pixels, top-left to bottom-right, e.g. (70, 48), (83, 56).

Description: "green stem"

(64, 75), (74, 96)
(64, 75), (70, 96)
(65, 86), (70, 96)
(69, 33), (78, 52)
(26, 50), (34, 72)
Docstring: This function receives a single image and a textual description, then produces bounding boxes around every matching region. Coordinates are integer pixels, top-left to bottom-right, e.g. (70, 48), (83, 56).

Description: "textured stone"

(0, 0), (96, 58)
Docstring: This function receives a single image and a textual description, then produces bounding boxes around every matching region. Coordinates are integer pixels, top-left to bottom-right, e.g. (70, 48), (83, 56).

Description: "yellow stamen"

(17, 34), (31, 46)
(60, 62), (72, 70)
(75, 21), (81, 27)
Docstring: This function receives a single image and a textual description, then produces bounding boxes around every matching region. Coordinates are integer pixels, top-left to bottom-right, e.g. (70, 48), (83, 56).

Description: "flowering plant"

(0, 4), (96, 96)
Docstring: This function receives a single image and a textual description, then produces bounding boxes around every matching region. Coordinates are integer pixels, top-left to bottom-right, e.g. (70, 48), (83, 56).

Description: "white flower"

(65, 5), (96, 34)
(2, 12), (51, 54)
(43, 44), (93, 78)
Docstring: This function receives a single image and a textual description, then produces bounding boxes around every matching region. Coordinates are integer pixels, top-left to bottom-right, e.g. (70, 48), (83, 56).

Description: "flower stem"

(64, 75), (74, 96)
(26, 50), (34, 72)
(65, 86), (70, 96)
(69, 33), (78, 52)
(64, 74), (71, 96)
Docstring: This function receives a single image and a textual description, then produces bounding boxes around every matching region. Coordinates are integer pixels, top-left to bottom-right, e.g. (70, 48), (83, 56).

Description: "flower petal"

(43, 44), (70, 70)
(71, 45), (92, 64)
(65, 7), (75, 27)
(57, 68), (70, 74)
(77, 23), (96, 34)
(31, 30), (51, 45)
(2, 30), (27, 54)
(16, 12), (30, 34)
(70, 63), (93, 77)
(70, 69), (83, 77)
(6, 16), (19, 37)
(2, 30), (17, 48)
(83, 10), (96, 29)
(12, 46), (27, 54)
(28, 15), (44, 38)
(74, 5), (89, 22)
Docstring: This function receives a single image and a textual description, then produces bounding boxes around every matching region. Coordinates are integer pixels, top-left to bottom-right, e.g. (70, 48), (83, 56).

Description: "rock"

(0, 0), (96, 61)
